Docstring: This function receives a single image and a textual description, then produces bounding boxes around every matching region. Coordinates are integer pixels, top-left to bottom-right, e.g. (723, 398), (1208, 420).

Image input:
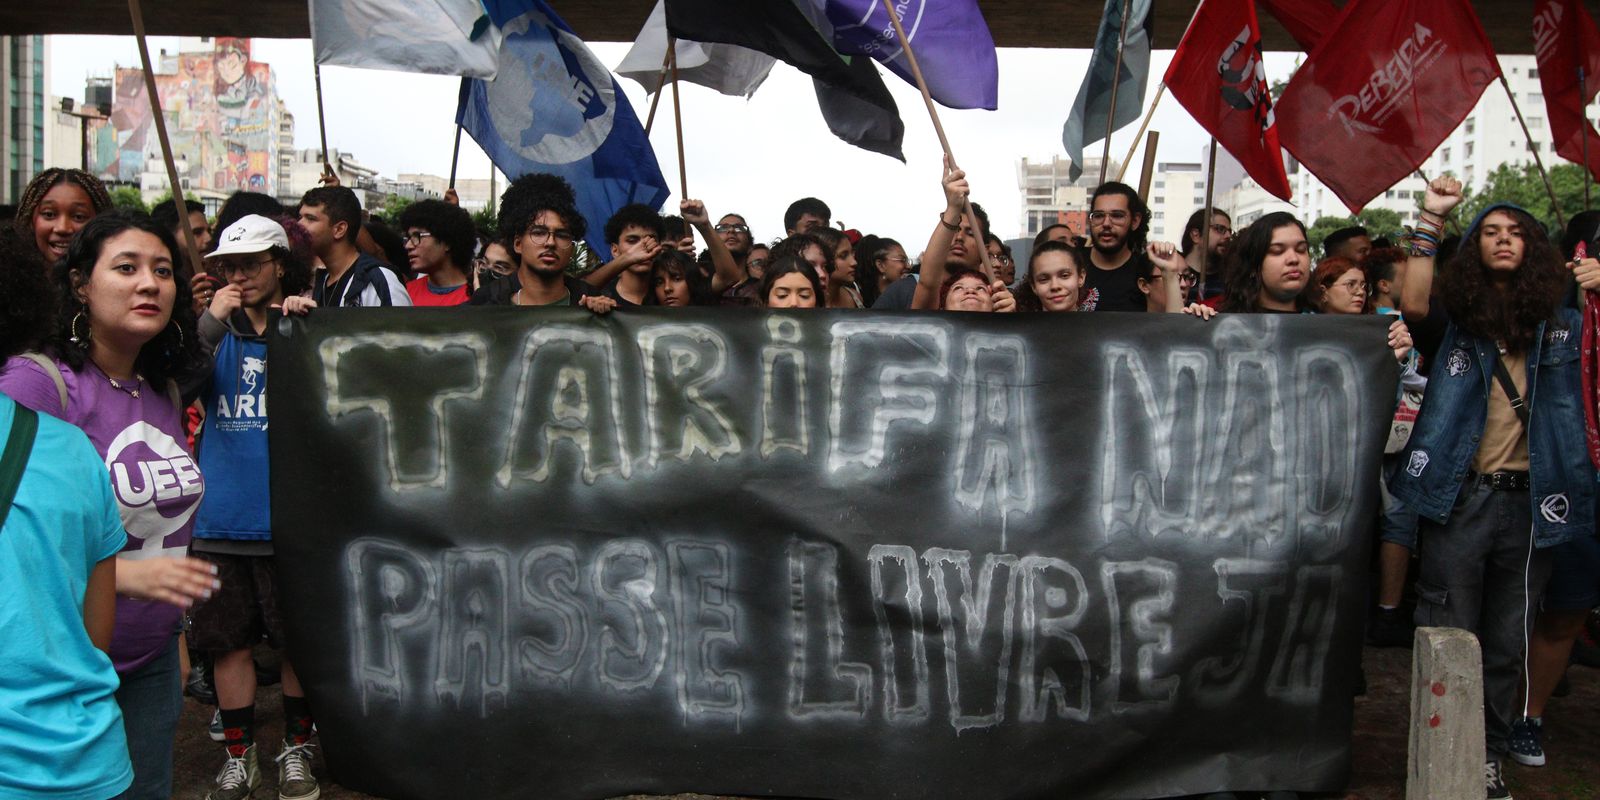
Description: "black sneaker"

(1367, 606), (1414, 648)
(1485, 760), (1512, 800)
(1509, 717), (1545, 767)
(186, 658), (218, 705)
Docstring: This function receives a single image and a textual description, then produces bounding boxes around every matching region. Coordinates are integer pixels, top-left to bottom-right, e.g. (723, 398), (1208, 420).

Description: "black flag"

(666, 0), (905, 159)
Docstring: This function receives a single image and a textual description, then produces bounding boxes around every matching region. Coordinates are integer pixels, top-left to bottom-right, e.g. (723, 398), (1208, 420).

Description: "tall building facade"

(1015, 155), (1117, 240)
(2, 35), (49, 203)
(91, 36), (287, 202)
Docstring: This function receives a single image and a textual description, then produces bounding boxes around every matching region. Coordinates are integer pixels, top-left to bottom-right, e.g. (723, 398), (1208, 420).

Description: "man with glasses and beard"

(468, 174), (614, 312)
(1181, 208), (1232, 302)
(1081, 181), (1152, 312)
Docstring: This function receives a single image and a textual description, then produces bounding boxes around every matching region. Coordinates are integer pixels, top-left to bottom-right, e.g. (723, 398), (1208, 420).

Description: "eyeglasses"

(524, 226), (575, 246)
(214, 255), (275, 278)
(1146, 269), (1199, 286)
(1088, 210), (1131, 223)
(991, 253), (1014, 265)
(1209, 223), (1233, 236)
(1332, 278), (1369, 294)
(403, 231), (435, 246)
(714, 223), (750, 234)
(746, 257), (769, 269)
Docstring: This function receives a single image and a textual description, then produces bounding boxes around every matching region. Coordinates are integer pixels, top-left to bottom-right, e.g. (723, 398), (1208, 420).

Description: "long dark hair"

(47, 211), (203, 395)
(1221, 212), (1307, 313)
(1014, 240), (1084, 312)
(1441, 205), (1565, 352)
(853, 234), (901, 306)
(652, 249), (715, 306)
(0, 227), (54, 359)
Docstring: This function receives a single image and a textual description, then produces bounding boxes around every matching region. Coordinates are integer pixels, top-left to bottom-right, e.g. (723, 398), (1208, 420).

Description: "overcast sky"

(47, 34), (1302, 248)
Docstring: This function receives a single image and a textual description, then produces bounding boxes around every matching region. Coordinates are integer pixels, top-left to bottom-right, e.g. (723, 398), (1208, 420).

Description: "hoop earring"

(69, 311), (89, 347)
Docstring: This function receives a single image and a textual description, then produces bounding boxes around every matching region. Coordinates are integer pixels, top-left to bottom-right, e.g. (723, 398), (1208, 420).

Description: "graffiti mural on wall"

(94, 37), (279, 196)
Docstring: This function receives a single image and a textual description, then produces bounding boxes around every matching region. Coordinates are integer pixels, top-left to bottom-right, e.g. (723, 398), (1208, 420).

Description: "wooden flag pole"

(1115, 83), (1165, 182)
(878, 0), (997, 280)
(1500, 75), (1566, 230)
(1136, 130), (1160, 198)
(127, 0), (204, 277)
(1098, 0), (1135, 186)
(669, 39), (687, 199)
(1583, 67), (1592, 211)
(313, 63), (334, 179)
(643, 38), (675, 137)
(448, 124), (463, 189)
(1193, 137), (1218, 311)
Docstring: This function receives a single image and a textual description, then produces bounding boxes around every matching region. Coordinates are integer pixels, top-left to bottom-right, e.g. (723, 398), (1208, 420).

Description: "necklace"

(92, 359), (142, 398)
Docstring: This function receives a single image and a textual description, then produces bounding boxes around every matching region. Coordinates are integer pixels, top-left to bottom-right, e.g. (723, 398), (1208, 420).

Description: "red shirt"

(406, 276), (471, 306)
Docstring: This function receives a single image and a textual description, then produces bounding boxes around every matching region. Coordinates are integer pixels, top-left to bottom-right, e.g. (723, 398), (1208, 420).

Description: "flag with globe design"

(458, 0), (670, 256)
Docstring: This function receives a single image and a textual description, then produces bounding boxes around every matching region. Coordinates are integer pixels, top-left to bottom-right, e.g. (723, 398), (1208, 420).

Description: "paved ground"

(171, 645), (1600, 800)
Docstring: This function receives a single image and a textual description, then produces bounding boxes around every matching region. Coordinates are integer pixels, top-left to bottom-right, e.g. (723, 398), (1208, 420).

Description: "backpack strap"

(0, 404), (41, 534)
(345, 261), (394, 307)
(1492, 353), (1531, 428)
(19, 352), (68, 415)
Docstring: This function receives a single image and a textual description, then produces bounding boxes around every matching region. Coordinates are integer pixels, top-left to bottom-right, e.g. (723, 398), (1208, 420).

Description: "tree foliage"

(109, 186), (147, 214)
(1454, 162), (1592, 236)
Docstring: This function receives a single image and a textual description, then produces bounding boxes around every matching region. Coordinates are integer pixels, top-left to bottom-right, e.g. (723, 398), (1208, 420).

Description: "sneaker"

(186, 658), (218, 705)
(208, 709), (225, 742)
(276, 740), (320, 800)
(206, 744), (260, 800)
(1485, 759), (1512, 800)
(1509, 717), (1546, 767)
(1367, 606), (1414, 648)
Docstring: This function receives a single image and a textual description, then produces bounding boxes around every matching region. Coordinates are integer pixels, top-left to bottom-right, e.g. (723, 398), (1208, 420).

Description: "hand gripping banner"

(268, 309), (1396, 800)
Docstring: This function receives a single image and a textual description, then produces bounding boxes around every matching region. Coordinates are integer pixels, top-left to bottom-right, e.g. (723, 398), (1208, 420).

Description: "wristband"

(939, 214), (961, 232)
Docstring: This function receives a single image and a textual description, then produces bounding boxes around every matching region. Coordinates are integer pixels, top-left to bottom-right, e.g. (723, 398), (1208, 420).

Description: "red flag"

(1276, 0), (1502, 212)
(1164, 0), (1292, 200)
(1258, 0), (1339, 53)
(1534, 0), (1600, 182)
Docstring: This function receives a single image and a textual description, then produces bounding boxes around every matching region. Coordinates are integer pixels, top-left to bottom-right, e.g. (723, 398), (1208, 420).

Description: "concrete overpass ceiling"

(5, 1), (1590, 55)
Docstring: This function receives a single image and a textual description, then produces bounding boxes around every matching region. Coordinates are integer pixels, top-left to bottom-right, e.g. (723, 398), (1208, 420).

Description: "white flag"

(310, 0), (502, 79)
(616, 0), (774, 98)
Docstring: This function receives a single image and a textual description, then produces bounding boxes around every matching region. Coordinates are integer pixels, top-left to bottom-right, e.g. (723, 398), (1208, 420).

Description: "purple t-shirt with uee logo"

(0, 355), (205, 673)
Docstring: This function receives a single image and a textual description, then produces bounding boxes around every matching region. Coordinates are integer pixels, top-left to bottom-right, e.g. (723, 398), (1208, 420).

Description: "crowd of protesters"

(1, 160), (1597, 800)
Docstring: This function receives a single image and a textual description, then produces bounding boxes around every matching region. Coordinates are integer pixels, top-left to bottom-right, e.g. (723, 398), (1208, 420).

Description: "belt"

(1470, 470), (1530, 491)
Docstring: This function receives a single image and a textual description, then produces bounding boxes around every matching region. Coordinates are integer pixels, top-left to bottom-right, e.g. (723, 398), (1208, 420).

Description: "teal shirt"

(0, 394), (132, 800)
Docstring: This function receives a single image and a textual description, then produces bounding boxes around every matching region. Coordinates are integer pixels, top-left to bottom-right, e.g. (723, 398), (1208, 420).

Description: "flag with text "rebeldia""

(1062, 0), (1154, 182)
(1258, 0), (1338, 53)
(1534, 0), (1600, 183)
(665, 0), (905, 159)
(618, 0), (776, 98)
(310, 0), (502, 78)
(457, 0), (669, 257)
(1165, 0), (1292, 200)
(1277, 0), (1502, 212)
(824, 0), (998, 110)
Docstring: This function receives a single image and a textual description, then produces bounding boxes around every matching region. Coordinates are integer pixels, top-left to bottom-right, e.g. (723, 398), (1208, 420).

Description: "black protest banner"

(269, 309), (1396, 800)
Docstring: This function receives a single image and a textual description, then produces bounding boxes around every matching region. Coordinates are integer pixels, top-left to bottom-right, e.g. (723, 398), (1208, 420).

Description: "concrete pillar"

(1407, 626), (1486, 800)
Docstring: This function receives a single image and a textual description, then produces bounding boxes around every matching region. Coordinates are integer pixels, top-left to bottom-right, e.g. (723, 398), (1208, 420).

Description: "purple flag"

(823, 0), (998, 110)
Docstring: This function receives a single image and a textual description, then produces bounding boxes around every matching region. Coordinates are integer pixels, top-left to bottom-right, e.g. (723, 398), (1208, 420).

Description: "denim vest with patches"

(1389, 307), (1594, 547)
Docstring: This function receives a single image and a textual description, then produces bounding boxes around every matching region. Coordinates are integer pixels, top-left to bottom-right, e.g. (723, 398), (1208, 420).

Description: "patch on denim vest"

(1540, 493), (1570, 524)
(1406, 450), (1429, 477)
(1447, 348), (1471, 377)
(1547, 327), (1571, 344)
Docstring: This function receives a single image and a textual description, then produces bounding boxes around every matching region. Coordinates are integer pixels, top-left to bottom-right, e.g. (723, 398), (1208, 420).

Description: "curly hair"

(1015, 240), (1085, 312)
(1221, 212), (1308, 313)
(603, 203), (665, 246)
(770, 232), (828, 273)
(1309, 256), (1373, 314)
(270, 214), (315, 298)
(0, 227), (55, 359)
(1440, 205), (1566, 352)
(652, 249), (716, 306)
(45, 211), (203, 394)
(497, 173), (585, 250)
(13, 168), (112, 236)
(399, 199), (477, 269)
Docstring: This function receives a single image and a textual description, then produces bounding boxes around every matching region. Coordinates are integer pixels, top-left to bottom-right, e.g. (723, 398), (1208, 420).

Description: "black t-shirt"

(1082, 251), (1149, 312)
(604, 276), (654, 309)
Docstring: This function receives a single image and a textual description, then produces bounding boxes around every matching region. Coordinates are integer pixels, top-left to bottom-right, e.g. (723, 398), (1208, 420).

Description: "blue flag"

(824, 0), (998, 111)
(1062, 0), (1153, 181)
(458, 0), (669, 256)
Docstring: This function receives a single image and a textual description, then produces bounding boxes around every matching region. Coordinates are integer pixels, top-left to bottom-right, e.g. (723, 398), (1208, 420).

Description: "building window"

(1385, 190), (1395, 198)
(1528, 93), (1543, 105)
(1465, 142), (1474, 157)
(1153, 195), (1164, 203)
(1153, 211), (1164, 220)
(1442, 147), (1452, 162)
(1529, 116), (1544, 129)
(1530, 67), (1540, 79)
(1466, 118), (1476, 134)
